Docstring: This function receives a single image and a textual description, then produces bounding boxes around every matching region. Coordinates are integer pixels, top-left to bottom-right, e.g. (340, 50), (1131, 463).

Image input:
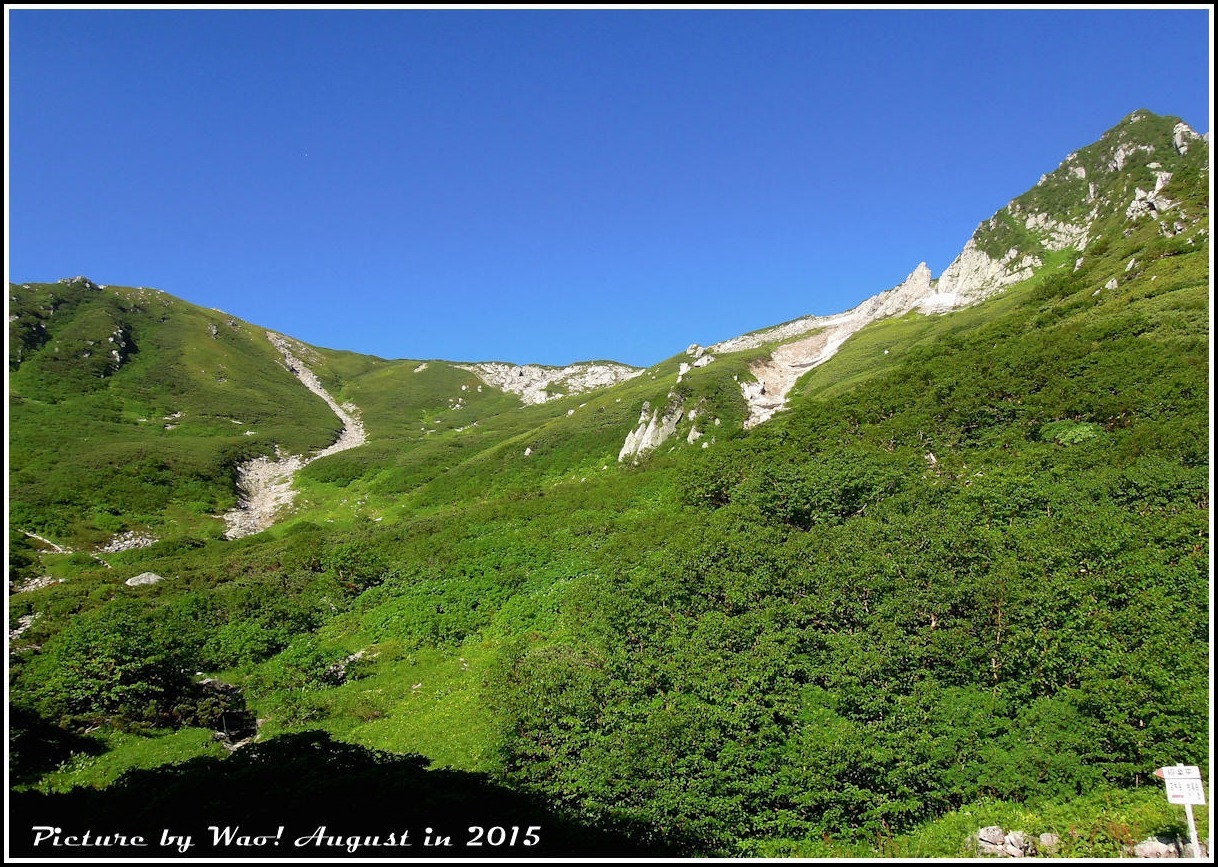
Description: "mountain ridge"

(8, 107), (1211, 857)
(710, 109), (1210, 427)
(8, 110), (1210, 540)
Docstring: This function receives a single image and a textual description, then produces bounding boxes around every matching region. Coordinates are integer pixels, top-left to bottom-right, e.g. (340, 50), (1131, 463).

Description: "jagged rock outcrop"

(676, 353), (714, 383)
(720, 262), (964, 428)
(57, 276), (99, 291)
(458, 360), (643, 405)
(1126, 170), (1178, 221)
(1172, 121), (1201, 154)
(1023, 211), (1090, 252)
(618, 394), (685, 461)
(934, 239), (1041, 305)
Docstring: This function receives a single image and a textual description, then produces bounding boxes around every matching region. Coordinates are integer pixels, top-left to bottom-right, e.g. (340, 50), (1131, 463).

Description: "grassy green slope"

(8, 112), (1210, 856)
(8, 279), (344, 547)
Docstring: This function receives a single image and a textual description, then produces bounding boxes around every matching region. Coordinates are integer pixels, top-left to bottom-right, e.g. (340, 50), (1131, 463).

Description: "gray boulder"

(125, 572), (164, 586)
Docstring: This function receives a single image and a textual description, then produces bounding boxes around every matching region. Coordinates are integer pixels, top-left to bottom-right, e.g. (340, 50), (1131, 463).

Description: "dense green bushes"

(481, 245), (1209, 850)
(20, 600), (194, 729)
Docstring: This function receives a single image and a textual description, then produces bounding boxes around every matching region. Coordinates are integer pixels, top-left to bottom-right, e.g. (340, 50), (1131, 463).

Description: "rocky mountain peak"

(701, 109), (1209, 432)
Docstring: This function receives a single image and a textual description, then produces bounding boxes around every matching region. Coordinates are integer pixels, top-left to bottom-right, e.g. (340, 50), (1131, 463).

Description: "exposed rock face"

(458, 361), (643, 405)
(712, 309), (850, 356)
(1110, 141), (1156, 171)
(618, 395), (685, 461)
(222, 333), (367, 539)
(1126, 172), (1177, 221)
(57, 276), (99, 291)
(935, 239), (1041, 304)
(1023, 211), (1090, 252)
(718, 262), (971, 428)
(1173, 121), (1201, 154)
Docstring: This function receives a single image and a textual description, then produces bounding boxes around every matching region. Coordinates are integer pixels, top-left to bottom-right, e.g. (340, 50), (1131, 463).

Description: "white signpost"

(1155, 765), (1206, 858)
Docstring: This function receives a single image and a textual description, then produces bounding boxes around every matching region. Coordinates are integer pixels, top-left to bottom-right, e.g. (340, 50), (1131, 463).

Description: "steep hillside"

(8, 110), (1210, 857)
(718, 110), (1210, 428)
(8, 279), (348, 549)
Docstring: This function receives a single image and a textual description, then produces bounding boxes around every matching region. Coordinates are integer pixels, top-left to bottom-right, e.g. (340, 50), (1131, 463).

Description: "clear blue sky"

(7, 8), (1212, 366)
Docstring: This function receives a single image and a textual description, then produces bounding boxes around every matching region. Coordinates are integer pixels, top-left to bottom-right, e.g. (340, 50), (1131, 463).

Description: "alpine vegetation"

(8, 111), (1210, 857)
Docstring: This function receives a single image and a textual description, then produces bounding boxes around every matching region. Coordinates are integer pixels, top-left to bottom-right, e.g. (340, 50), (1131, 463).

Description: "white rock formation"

(618, 396), (685, 461)
(1024, 211), (1090, 252)
(934, 239), (1041, 304)
(712, 310), (852, 356)
(1173, 121), (1201, 155)
(222, 333), (367, 539)
(1109, 141), (1155, 171)
(714, 261), (998, 429)
(458, 361), (643, 405)
(1126, 170), (1177, 221)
